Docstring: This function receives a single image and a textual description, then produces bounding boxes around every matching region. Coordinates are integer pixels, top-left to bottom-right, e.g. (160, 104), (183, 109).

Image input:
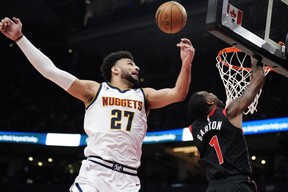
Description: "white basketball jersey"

(83, 82), (148, 168)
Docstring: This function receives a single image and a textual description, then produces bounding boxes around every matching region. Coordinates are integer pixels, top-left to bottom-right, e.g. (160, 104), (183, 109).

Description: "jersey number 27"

(111, 109), (134, 131)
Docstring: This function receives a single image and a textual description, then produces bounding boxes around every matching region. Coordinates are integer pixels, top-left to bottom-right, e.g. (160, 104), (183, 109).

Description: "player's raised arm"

(0, 17), (98, 106)
(144, 38), (195, 109)
(226, 57), (265, 127)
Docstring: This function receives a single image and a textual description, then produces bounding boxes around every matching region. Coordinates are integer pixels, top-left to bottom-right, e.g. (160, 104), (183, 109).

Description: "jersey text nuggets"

(102, 96), (143, 110)
(197, 121), (222, 141)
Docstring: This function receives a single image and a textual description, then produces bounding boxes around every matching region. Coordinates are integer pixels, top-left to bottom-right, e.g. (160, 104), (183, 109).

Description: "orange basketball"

(155, 1), (187, 34)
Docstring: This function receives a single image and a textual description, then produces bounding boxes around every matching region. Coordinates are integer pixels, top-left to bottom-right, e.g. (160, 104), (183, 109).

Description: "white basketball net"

(216, 47), (271, 115)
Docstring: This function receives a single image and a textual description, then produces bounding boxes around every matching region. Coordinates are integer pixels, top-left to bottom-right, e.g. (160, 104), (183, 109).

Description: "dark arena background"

(0, 0), (288, 192)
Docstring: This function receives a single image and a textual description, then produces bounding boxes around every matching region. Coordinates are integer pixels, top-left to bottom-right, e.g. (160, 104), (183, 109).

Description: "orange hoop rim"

(217, 47), (271, 72)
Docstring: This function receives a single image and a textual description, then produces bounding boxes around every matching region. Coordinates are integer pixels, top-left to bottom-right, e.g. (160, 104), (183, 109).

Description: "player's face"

(115, 58), (140, 85)
(199, 91), (225, 108)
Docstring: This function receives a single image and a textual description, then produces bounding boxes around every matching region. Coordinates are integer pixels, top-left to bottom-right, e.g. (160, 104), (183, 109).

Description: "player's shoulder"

(142, 87), (156, 95)
(141, 87), (155, 101)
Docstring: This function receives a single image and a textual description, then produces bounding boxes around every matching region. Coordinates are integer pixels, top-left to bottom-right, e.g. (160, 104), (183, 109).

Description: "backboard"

(206, 0), (288, 77)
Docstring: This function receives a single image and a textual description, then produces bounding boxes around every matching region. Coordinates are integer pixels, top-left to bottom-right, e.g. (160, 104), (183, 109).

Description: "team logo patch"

(113, 163), (123, 172)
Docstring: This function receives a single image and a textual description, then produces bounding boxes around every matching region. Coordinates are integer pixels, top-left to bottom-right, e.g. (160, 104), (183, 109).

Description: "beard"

(121, 72), (139, 86)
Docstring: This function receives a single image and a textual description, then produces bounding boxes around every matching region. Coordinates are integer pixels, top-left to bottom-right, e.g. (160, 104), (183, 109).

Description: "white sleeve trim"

(16, 36), (77, 90)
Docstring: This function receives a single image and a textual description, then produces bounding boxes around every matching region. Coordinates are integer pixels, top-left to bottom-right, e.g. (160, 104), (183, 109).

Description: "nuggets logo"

(102, 97), (143, 111)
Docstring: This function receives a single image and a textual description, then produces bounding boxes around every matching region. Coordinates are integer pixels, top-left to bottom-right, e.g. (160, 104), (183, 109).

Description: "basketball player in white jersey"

(0, 17), (195, 192)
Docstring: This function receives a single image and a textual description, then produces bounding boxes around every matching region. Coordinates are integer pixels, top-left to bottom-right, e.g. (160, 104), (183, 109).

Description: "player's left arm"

(227, 57), (265, 127)
(143, 38), (195, 109)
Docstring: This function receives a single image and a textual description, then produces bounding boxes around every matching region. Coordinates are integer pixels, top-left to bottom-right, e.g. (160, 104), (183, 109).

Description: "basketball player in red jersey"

(0, 17), (195, 192)
(187, 58), (265, 192)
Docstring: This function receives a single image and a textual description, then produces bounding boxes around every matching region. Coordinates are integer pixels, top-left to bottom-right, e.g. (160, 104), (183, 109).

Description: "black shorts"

(206, 175), (258, 192)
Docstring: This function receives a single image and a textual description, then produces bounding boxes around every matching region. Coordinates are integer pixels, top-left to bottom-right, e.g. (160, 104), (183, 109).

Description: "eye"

(127, 62), (134, 67)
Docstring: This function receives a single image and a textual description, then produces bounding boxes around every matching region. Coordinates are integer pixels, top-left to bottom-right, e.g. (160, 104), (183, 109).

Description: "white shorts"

(69, 159), (141, 192)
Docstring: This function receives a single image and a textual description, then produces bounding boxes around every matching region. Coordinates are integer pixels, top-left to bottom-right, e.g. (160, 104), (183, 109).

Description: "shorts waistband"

(209, 175), (252, 184)
(87, 156), (138, 176)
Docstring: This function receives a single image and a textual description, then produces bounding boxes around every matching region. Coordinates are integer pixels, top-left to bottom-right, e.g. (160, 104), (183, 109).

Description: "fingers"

(12, 17), (21, 24)
(0, 17), (12, 32)
(180, 38), (192, 46)
(177, 43), (195, 53)
(1, 17), (12, 26)
(178, 43), (193, 49)
(176, 38), (193, 49)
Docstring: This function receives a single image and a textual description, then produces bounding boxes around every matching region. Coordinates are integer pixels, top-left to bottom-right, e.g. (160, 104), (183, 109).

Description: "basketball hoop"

(216, 47), (271, 115)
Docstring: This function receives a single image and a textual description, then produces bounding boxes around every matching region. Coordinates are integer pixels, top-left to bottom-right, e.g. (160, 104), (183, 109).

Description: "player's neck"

(110, 79), (132, 91)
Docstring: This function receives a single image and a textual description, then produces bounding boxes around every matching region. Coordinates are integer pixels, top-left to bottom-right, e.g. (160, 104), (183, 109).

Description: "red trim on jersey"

(222, 109), (227, 116)
(189, 125), (192, 133)
(208, 107), (216, 117)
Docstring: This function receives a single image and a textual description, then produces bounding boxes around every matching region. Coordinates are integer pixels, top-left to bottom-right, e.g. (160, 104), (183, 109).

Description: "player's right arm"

(226, 57), (265, 128)
(143, 38), (194, 109)
(0, 17), (98, 107)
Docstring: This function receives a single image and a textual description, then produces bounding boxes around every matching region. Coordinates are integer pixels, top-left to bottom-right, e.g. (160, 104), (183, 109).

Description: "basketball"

(155, 1), (187, 34)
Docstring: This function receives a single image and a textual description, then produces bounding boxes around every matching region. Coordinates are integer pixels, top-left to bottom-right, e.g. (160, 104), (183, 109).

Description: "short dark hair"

(188, 92), (210, 119)
(100, 51), (134, 82)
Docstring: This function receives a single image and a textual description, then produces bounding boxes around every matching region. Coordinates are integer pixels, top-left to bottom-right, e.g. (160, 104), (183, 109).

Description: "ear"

(206, 100), (214, 105)
(111, 66), (119, 75)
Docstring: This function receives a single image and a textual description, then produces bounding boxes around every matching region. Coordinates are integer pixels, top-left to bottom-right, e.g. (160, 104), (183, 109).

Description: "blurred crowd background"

(0, 0), (288, 191)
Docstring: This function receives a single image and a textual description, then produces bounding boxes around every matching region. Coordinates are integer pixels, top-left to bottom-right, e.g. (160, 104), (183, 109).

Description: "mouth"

(132, 72), (139, 79)
(132, 74), (139, 80)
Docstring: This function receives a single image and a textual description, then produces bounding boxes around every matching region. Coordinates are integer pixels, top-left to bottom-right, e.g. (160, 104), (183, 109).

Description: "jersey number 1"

(209, 135), (224, 165)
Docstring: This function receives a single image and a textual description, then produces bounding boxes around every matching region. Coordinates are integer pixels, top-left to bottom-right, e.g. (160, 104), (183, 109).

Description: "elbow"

(42, 68), (55, 80)
(180, 95), (187, 102)
(172, 86), (189, 102)
(179, 88), (190, 102)
(176, 93), (188, 102)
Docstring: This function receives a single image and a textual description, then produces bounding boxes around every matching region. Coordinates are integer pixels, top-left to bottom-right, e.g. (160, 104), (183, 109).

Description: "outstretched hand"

(177, 38), (195, 67)
(0, 17), (23, 41)
(250, 56), (264, 80)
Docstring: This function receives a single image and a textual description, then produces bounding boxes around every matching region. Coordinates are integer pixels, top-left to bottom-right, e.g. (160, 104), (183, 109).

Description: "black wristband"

(14, 35), (23, 42)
